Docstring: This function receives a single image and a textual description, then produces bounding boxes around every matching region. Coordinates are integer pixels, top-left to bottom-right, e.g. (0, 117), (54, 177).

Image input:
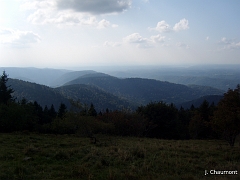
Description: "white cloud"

(120, 33), (166, 48)
(206, 36), (209, 41)
(22, 0), (118, 28)
(150, 19), (189, 33)
(0, 28), (41, 47)
(123, 33), (148, 43)
(220, 37), (232, 44)
(173, 18), (189, 31)
(57, 0), (132, 15)
(150, 34), (165, 43)
(20, 0), (56, 11)
(219, 37), (240, 50)
(149, 21), (171, 33)
(111, 24), (119, 28)
(97, 19), (111, 29)
(176, 42), (189, 49)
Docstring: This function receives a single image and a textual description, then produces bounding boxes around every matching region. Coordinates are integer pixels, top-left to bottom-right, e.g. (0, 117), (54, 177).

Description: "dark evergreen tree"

(88, 103), (97, 116)
(178, 106), (191, 139)
(137, 101), (179, 139)
(49, 104), (57, 119)
(32, 101), (44, 125)
(58, 103), (67, 119)
(106, 108), (109, 113)
(42, 105), (54, 124)
(0, 71), (14, 104)
(189, 100), (216, 139)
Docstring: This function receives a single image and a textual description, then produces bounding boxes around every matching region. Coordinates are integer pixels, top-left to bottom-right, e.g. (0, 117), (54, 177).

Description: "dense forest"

(1, 71), (240, 146)
(7, 73), (224, 112)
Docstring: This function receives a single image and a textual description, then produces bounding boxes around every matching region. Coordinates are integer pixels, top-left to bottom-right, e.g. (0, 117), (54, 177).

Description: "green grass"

(0, 133), (239, 180)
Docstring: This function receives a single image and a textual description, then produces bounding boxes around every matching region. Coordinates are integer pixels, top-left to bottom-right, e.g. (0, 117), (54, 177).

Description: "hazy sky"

(1, 0), (240, 68)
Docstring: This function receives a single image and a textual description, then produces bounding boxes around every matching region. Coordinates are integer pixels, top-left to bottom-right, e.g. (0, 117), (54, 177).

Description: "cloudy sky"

(0, 0), (240, 68)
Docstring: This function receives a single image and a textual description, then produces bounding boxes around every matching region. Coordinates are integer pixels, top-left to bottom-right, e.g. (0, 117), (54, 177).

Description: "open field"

(0, 133), (239, 180)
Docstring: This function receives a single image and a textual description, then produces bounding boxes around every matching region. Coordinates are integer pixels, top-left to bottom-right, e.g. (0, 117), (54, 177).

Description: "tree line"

(1, 71), (240, 146)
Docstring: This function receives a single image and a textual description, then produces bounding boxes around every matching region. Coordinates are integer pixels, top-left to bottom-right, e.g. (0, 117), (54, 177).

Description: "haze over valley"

(1, 65), (238, 111)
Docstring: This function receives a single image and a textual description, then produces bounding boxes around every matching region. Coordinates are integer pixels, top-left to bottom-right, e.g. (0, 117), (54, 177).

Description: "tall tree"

(212, 85), (240, 146)
(0, 71), (14, 104)
(88, 103), (97, 116)
(58, 103), (67, 119)
(189, 100), (216, 139)
(49, 104), (57, 118)
(137, 101), (179, 139)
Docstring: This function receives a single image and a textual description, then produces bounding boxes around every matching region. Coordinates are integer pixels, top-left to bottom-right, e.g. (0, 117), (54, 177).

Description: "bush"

(97, 111), (147, 136)
(48, 112), (114, 135)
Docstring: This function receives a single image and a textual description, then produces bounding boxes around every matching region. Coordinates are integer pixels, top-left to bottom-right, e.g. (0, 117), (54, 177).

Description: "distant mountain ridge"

(51, 70), (97, 87)
(1, 67), (71, 86)
(65, 74), (224, 105)
(1, 66), (239, 90)
(3, 66), (233, 111)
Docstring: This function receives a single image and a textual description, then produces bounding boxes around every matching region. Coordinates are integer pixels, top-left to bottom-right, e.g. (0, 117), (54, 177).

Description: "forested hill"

(7, 78), (136, 111)
(51, 70), (97, 87)
(8, 79), (71, 109)
(176, 95), (223, 109)
(65, 74), (224, 105)
(8, 73), (225, 111)
(55, 84), (137, 111)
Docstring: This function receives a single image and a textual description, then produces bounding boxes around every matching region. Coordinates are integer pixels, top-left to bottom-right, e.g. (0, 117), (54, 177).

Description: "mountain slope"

(8, 78), (136, 111)
(55, 84), (137, 111)
(157, 76), (239, 91)
(50, 70), (97, 87)
(8, 79), (71, 109)
(106, 65), (240, 91)
(176, 95), (223, 109)
(65, 75), (225, 105)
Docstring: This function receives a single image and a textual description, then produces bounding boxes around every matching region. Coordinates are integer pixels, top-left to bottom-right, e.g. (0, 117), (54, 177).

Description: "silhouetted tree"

(58, 103), (67, 119)
(88, 103), (97, 116)
(0, 71), (14, 104)
(137, 102), (179, 139)
(189, 100), (216, 139)
(49, 104), (57, 118)
(212, 85), (240, 146)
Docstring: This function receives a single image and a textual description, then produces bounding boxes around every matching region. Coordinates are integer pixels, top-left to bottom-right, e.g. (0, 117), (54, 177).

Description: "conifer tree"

(88, 103), (97, 116)
(0, 71), (14, 104)
(58, 103), (67, 119)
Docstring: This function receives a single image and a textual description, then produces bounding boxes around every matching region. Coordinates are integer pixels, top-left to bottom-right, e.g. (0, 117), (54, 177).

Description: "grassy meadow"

(0, 133), (239, 180)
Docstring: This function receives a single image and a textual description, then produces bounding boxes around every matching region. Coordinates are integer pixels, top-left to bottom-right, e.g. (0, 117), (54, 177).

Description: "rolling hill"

(55, 84), (137, 111)
(7, 78), (136, 111)
(8, 79), (71, 109)
(64, 74), (225, 105)
(50, 70), (97, 87)
(6, 70), (226, 111)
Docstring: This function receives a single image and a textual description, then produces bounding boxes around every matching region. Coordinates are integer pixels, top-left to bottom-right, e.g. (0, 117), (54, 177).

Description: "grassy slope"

(0, 133), (239, 180)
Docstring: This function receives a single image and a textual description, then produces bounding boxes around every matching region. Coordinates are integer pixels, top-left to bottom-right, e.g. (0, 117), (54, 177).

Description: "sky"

(0, 0), (240, 69)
